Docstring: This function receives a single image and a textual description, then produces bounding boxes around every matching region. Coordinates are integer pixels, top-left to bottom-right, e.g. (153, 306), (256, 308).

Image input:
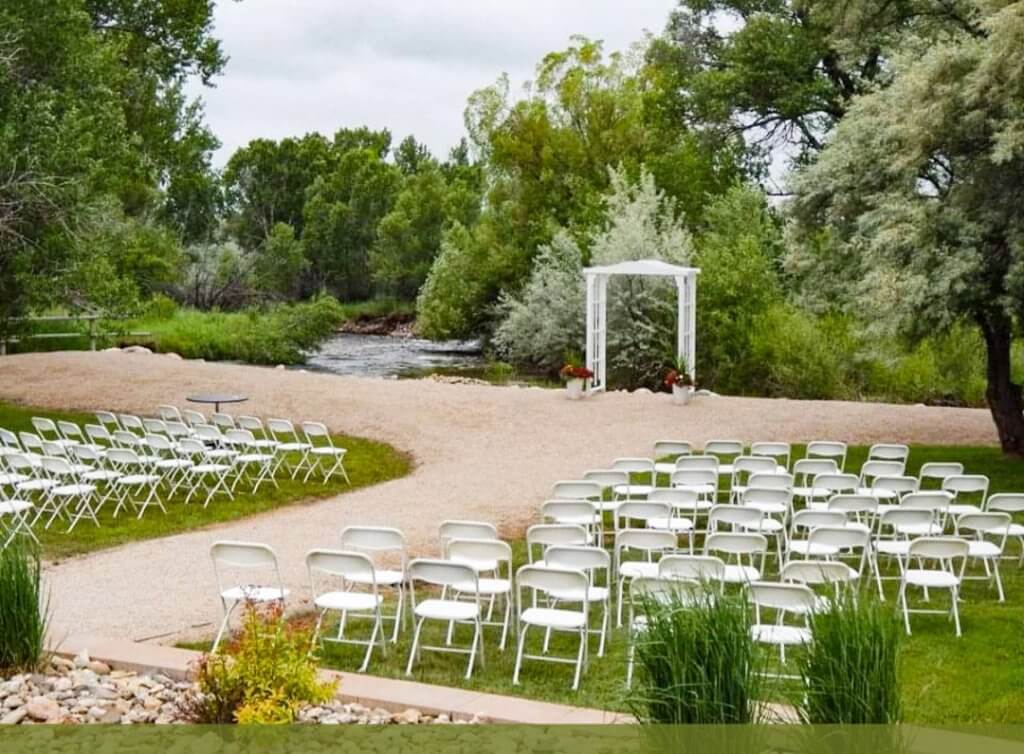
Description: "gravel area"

(0, 351), (998, 643)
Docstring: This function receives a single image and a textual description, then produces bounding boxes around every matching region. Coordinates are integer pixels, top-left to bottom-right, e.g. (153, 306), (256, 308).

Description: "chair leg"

(212, 601), (238, 653)
(405, 617), (425, 676)
(897, 581), (911, 635)
(625, 639), (635, 689)
(360, 618), (379, 673)
(499, 593), (511, 651)
(597, 598), (609, 657)
(572, 626), (586, 691)
(951, 586), (962, 637)
(512, 624), (527, 685)
(993, 559), (1005, 602)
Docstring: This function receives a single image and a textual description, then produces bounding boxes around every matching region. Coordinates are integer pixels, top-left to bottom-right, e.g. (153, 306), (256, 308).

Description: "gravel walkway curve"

(0, 351), (998, 643)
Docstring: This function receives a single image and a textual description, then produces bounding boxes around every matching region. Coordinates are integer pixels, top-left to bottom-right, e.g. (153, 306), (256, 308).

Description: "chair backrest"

(119, 414), (145, 433)
(95, 411), (121, 430)
(709, 504), (763, 531)
(956, 512), (1011, 539)
(237, 415), (266, 434)
(408, 558), (477, 591)
(741, 486), (793, 509)
(211, 540), (279, 569)
(616, 501), (671, 525)
(906, 537), (969, 566)
(142, 418), (168, 435)
(301, 421), (333, 443)
(550, 480), (602, 501)
(808, 525), (870, 553)
(341, 525), (406, 554)
(615, 528), (677, 555)
(670, 469), (717, 489)
(942, 474), (990, 503)
(806, 441), (848, 468)
(165, 421), (191, 439)
(748, 581), (817, 614)
(630, 576), (704, 607)
(19, 432), (43, 453)
(40, 456), (73, 477)
(439, 520), (497, 547)
(987, 493), (1024, 514)
(731, 456), (778, 482)
(541, 499), (599, 524)
(582, 469), (629, 489)
(112, 430), (144, 449)
(658, 554), (726, 582)
(879, 508), (935, 535)
(145, 433), (175, 453)
(871, 475), (919, 497)
(516, 564), (589, 605)
(704, 440), (744, 459)
(157, 405), (182, 422)
(42, 440), (68, 458)
(900, 491), (952, 512)
(674, 455), (719, 473)
(545, 545), (610, 575)
(70, 443), (103, 464)
(705, 532), (767, 556)
(781, 560), (858, 586)
(790, 509), (847, 533)
(225, 428), (256, 446)
(647, 488), (700, 512)
(868, 443), (910, 463)
(812, 473), (859, 495)
(525, 524), (589, 561)
(447, 538), (512, 574)
(827, 494), (879, 519)
(57, 421), (84, 441)
(85, 424), (112, 445)
(211, 413), (236, 430)
(860, 460), (906, 482)
(653, 440), (692, 460)
(919, 462), (964, 484)
(182, 409), (207, 427)
(746, 472), (793, 491)
(0, 428), (18, 449)
(266, 418), (297, 437)
(750, 441), (791, 468)
(105, 448), (143, 467)
(306, 548), (376, 588)
(4, 453), (34, 473)
(793, 458), (839, 483)
(193, 424), (223, 442)
(177, 437), (208, 456)
(611, 457), (656, 478)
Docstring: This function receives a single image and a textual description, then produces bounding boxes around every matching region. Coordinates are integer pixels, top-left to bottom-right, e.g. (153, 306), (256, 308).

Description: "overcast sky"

(188, 0), (677, 166)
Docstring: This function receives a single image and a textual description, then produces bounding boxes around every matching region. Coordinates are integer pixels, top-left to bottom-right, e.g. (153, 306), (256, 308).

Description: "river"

(304, 333), (485, 378)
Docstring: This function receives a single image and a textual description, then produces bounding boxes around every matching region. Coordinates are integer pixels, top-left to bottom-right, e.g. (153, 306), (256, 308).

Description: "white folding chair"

(236, 416), (279, 452)
(807, 473), (859, 509)
(610, 458), (655, 499)
(210, 541), (288, 652)
(176, 438), (233, 507)
(805, 441), (848, 470)
(625, 576), (703, 688)
(710, 503), (783, 560)
(918, 462), (964, 489)
(658, 554), (726, 592)
(614, 529), (677, 626)
(341, 526), (408, 642)
(645, 488), (697, 548)
(781, 560), (859, 605)
(406, 559), (483, 680)
(943, 475), (990, 517)
(32, 418), (72, 448)
(544, 545), (611, 656)
(224, 429), (277, 493)
(56, 421), (90, 449)
(144, 434), (193, 496)
(792, 458), (839, 503)
(9, 453), (58, 528)
(615, 500), (672, 534)
(106, 449), (164, 518)
(211, 413), (237, 432)
(750, 441), (792, 471)
(870, 475), (919, 511)
(525, 523), (589, 563)
(873, 508), (937, 599)
(95, 411), (121, 433)
(670, 469), (718, 514)
(439, 520), (498, 554)
(37, 457), (97, 532)
(446, 538), (513, 650)
(68, 444), (121, 510)
(730, 456), (781, 502)
(513, 565), (590, 690)
(267, 418), (312, 478)
(307, 549), (386, 672)
(300, 422), (349, 484)
(704, 532), (767, 584)
(955, 512), (1010, 602)
(118, 414), (147, 436)
(158, 405), (183, 422)
(581, 470), (629, 515)
(986, 494), (1024, 565)
(653, 441), (693, 477)
(868, 443), (910, 464)
(859, 460), (907, 489)
(898, 537), (969, 636)
(748, 581), (816, 668)
(541, 500), (601, 542)
(181, 409), (207, 427)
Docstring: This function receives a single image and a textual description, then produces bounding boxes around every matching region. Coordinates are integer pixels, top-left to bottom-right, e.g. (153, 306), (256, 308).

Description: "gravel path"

(0, 351), (998, 643)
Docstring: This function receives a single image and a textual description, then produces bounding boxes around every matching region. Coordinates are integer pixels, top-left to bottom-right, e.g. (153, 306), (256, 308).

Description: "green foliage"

(253, 222), (308, 300)
(0, 540), (48, 673)
(798, 592), (902, 724)
(181, 605), (336, 724)
(629, 590), (764, 724)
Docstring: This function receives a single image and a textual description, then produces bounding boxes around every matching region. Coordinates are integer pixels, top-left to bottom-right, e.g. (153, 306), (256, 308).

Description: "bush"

(0, 540), (48, 672)
(797, 592), (902, 724)
(180, 604), (336, 724)
(629, 590), (765, 724)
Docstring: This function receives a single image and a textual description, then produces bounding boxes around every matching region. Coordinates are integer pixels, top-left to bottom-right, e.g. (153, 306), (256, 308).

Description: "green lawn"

(289, 444), (1024, 724)
(0, 401), (412, 560)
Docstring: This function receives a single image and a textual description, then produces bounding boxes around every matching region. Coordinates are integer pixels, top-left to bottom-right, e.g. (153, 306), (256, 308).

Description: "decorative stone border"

(50, 636), (632, 724)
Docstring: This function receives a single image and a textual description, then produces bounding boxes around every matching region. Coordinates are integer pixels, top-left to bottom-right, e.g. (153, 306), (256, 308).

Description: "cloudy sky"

(189, 0), (677, 165)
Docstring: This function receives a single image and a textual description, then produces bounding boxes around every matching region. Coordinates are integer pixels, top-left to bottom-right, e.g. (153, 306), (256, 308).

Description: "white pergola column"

(585, 272), (608, 392)
(675, 272), (697, 380)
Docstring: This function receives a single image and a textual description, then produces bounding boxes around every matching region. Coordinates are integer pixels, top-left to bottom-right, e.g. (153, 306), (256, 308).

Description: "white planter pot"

(672, 384), (693, 405)
(565, 378), (585, 400)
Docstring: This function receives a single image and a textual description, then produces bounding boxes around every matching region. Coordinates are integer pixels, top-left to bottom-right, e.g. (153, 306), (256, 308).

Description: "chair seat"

(548, 585), (608, 603)
(454, 577), (511, 596)
(1006, 523), (1024, 537)
(613, 484), (653, 498)
(619, 561), (659, 579)
(193, 464), (230, 474)
(967, 541), (1002, 558)
(673, 484), (716, 497)
(117, 474), (160, 485)
(222, 585), (289, 602)
(875, 540), (911, 556)
(595, 500), (620, 512)
(752, 624), (812, 645)
(449, 556), (499, 573)
(0, 473), (29, 486)
(207, 449), (238, 460)
(248, 440), (279, 451)
(717, 464), (734, 476)
(83, 470), (121, 482)
(315, 591), (382, 611)
(310, 447), (345, 457)
(276, 442), (311, 452)
(905, 570), (960, 588)
(743, 502), (788, 516)
(654, 462), (677, 475)
(787, 541), (837, 557)
(521, 607), (587, 629)
(237, 453), (274, 464)
(16, 479), (57, 492)
(551, 514), (600, 527)
(414, 599), (479, 621)
(722, 564), (760, 583)
(348, 569), (404, 587)
(647, 516), (694, 532)
(859, 487), (898, 500)
(155, 459), (193, 470)
(948, 504), (982, 517)
(0, 500), (32, 515)
(897, 523), (943, 537)
(52, 483), (96, 496)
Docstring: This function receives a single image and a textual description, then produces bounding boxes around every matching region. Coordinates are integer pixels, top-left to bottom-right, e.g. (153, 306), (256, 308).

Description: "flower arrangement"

(560, 363), (594, 381)
(664, 356), (695, 390)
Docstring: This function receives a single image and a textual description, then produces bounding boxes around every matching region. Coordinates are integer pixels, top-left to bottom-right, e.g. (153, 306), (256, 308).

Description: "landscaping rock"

(3, 695), (24, 709)
(164, 353), (183, 360)
(398, 708), (421, 725)
(87, 660), (111, 675)
(73, 650), (91, 668)
(122, 346), (153, 355)
(1, 708), (27, 725)
(25, 696), (62, 722)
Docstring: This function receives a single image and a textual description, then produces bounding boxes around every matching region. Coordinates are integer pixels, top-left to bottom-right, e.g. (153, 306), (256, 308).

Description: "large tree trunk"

(980, 314), (1024, 455)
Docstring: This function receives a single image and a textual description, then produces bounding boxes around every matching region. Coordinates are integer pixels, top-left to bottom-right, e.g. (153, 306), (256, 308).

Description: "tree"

(253, 222), (308, 301)
(788, 0), (1024, 452)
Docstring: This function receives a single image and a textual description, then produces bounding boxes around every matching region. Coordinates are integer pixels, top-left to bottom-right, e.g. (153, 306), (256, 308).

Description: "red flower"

(560, 364), (594, 381)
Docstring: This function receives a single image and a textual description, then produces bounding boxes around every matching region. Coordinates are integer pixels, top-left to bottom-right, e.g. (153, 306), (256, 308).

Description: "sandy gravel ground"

(0, 351), (998, 643)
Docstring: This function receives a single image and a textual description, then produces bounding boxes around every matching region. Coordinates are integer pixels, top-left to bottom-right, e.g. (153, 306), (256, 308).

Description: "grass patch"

(0, 401), (412, 560)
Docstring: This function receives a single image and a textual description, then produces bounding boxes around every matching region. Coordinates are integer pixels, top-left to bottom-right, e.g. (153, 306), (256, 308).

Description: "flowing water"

(305, 333), (485, 378)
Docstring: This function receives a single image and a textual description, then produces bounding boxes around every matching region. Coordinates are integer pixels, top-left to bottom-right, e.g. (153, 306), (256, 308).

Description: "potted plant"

(560, 358), (593, 400)
(664, 358), (695, 405)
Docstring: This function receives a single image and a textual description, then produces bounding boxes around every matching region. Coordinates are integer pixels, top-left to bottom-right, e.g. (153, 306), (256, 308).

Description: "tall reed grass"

(628, 590), (766, 724)
(0, 541), (48, 672)
(798, 592), (902, 723)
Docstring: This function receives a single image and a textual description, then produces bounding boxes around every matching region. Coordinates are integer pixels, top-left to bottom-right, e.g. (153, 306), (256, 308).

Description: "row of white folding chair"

(652, 440), (916, 474)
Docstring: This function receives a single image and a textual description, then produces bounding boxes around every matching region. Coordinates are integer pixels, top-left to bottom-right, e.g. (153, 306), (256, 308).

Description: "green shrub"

(180, 604), (336, 724)
(629, 590), (765, 724)
(797, 592), (902, 724)
(0, 540), (48, 672)
(144, 293), (179, 321)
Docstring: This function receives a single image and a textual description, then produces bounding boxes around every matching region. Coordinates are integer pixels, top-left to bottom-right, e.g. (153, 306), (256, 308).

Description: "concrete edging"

(50, 635), (631, 724)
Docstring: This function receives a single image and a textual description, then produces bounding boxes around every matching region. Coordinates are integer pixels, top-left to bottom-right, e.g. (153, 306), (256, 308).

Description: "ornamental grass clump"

(629, 590), (765, 724)
(0, 540), (48, 673)
(797, 591), (902, 724)
(180, 604), (336, 724)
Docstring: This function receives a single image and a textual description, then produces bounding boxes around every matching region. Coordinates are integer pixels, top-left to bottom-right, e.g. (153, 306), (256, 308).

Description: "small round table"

(186, 393), (249, 414)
